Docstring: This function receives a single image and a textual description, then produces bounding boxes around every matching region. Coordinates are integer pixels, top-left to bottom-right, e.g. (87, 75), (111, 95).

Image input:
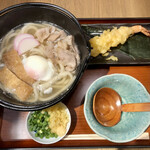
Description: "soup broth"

(0, 22), (80, 102)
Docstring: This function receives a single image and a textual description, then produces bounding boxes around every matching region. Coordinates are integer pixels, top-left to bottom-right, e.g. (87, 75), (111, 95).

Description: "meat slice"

(57, 40), (68, 50)
(0, 67), (33, 101)
(64, 36), (78, 52)
(47, 31), (61, 42)
(44, 42), (56, 60)
(59, 30), (67, 39)
(57, 48), (77, 71)
(58, 36), (80, 67)
(64, 35), (73, 46)
(35, 27), (50, 43)
(2, 50), (35, 85)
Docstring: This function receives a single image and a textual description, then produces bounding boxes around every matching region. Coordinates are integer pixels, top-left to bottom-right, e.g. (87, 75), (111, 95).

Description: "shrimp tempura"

(90, 25), (150, 57)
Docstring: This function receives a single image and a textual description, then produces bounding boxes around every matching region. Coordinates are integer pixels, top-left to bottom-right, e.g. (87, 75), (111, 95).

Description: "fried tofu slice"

(2, 50), (35, 85)
(0, 67), (33, 101)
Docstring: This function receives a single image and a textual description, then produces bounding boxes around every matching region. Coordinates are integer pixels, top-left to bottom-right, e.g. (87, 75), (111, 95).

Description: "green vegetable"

(28, 110), (58, 139)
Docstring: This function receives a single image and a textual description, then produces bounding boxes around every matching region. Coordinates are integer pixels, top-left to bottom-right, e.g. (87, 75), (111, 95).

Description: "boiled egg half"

(23, 55), (55, 81)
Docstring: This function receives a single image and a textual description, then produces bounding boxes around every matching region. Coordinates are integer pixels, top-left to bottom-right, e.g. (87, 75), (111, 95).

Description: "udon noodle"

(0, 22), (80, 102)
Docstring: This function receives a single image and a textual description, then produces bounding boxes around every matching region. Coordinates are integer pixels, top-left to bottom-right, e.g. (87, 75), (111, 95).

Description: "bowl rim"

(0, 2), (90, 111)
(26, 102), (71, 144)
(84, 73), (150, 143)
(0, 2), (82, 29)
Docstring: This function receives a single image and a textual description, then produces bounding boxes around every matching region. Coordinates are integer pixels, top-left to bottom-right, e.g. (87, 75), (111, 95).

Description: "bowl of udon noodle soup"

(0, 3), (90, 110)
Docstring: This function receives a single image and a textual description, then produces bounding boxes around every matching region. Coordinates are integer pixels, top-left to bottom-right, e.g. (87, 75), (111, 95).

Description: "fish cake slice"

(0, 66), (33, 101)
(2, 50), (35, 85)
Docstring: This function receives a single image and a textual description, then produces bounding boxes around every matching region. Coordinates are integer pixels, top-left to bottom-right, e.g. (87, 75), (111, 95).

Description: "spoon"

(93, 87), (150, 127)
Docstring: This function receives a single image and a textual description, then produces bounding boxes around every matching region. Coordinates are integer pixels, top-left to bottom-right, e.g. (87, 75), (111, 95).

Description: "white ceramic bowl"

(26, 102), (71, 144)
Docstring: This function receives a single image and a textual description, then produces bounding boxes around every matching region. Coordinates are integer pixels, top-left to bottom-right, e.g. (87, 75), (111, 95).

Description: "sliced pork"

(57, 48), (77, 72)
(35, 27), (50, 43)
(35, 25), (80, 72)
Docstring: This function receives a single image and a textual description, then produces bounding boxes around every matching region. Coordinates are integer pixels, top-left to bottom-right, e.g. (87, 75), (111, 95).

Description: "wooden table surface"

(1, 0), (150, 18)
(0, 0), (150, 149)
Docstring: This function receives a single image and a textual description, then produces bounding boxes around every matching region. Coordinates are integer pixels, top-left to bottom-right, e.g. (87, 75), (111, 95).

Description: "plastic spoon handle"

(122, 103), (150, 112)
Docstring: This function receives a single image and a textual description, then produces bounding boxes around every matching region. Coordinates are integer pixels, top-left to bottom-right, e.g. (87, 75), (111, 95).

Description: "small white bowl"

(26, 102), (71, 144)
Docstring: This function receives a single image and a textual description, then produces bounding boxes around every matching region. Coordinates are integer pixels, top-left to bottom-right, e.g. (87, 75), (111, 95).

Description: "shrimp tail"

(131, 25), (150, 36)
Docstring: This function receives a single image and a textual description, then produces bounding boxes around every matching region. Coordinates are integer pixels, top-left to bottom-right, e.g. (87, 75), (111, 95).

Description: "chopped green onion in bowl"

(26, 102), (71, 144)
(28, 110), (58, 139)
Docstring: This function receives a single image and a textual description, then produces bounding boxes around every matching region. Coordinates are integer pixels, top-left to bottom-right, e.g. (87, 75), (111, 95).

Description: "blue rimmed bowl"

(84, 74), (150, 143)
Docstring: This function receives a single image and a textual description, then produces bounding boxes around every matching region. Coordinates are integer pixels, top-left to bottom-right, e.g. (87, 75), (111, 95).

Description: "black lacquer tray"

(81, 23), (150, 65)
